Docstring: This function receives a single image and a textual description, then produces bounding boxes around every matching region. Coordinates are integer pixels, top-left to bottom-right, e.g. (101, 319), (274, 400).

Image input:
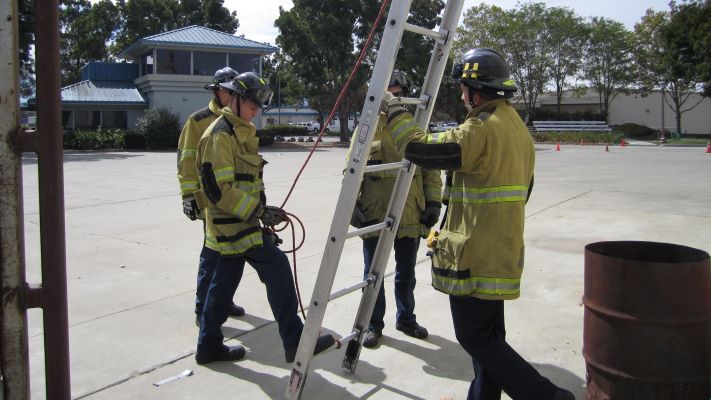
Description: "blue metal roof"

(60, 80), (148, 105)
(119, 25), (278, 59)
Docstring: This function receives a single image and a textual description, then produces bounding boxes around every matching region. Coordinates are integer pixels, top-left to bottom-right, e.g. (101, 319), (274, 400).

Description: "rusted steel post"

(34, 0), (71, 399)
(0, 1), (30, 399)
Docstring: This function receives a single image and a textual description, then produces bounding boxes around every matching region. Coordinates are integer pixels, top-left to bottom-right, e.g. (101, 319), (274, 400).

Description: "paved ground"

(20, 142), (711, 400)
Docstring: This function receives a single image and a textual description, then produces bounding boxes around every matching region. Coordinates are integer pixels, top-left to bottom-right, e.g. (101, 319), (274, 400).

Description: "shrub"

(123, 129), (146, 149)
(260, 124), (310, 137)
(613, 123), (657, 139)
(531, 131), (624, 144)
(136, 108), (180, 149)
(63, 128), (125, 150)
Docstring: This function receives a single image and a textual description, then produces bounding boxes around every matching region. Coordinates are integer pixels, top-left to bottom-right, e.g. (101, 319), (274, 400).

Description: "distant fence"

(532, 121), (612, 132)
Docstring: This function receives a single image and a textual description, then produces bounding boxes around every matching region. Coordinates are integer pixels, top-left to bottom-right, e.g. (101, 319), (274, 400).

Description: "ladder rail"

(285, 2), (412, 398)
(286, 1), (464, 398)
(342, 0), (464, 373)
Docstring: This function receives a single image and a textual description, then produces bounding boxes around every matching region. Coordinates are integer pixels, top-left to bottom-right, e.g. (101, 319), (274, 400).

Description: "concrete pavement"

(20, 142), (711, 399)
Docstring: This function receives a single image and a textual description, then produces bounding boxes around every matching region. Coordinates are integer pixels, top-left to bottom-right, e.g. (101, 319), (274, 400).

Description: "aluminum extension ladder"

(286, 1), (464, 398)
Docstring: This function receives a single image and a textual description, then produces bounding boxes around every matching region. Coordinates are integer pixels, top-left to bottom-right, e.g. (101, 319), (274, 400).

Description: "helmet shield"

(220, 72), (274, 108)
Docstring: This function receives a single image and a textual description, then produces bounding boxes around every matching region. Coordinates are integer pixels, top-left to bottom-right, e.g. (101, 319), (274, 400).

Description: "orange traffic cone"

(556, 142), (560, 151)
(706, 141), (711, 153)
(621, 138), (626, 147)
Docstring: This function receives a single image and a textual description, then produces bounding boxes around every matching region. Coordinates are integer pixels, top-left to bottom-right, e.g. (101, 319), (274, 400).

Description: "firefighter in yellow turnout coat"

(380, 49), (575, 400)
(351, 71), (442, 348)
(177, 67), (244, 323)
(194, 72), (334, 365)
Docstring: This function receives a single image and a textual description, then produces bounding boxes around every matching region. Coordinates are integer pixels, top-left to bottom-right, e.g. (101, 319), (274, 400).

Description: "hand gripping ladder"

(286, 1), (464, 398)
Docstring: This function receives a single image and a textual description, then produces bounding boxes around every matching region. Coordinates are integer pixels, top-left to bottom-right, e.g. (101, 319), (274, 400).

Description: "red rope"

(279, 0), (391, 209)
(275, 0), (392, 319)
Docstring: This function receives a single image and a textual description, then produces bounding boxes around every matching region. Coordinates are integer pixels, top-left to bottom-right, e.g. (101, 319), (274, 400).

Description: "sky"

(225, 0), (673, 46)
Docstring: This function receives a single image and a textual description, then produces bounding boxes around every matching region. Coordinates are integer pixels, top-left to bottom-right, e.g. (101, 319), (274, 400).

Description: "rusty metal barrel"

(583, 241), (711, 399)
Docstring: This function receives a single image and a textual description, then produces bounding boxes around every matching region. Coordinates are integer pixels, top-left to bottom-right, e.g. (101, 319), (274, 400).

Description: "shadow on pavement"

(22, 151), (145, 165)
(531, 362), (586, 399)
(384, 334), (471, 383)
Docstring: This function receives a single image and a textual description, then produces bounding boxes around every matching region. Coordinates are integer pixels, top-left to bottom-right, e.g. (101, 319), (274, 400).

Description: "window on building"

(73, 110), (100, 129)
(141, 52), (154, 75)
(62, 111), (72, 129)
(229, 54), (260, 73)
(156, 49), (190, 75)
(102, 110), (128, 129)
(194, 51), (227, 76)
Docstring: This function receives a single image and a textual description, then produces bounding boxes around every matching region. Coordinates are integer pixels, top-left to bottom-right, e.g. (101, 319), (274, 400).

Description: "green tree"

(582, 17), (635, 120)
(664, 0), (711, 97)
(504, 3), (552, 121)
(633, 8), (705, 134)
(275, 0), (368, 141)
(18, 0), (35, 98)
(455, 3), (553, 121)
(546, 6), (587, 116)
(113, 0), (180, 54)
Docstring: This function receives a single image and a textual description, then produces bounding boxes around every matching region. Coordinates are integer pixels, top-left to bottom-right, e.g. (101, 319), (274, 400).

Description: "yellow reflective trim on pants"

(432, 274), (520, 296)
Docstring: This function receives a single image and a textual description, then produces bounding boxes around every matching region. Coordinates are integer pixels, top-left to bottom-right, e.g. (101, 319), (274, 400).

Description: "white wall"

(135, 74), (265, 129)
(609, 91), (711, 135)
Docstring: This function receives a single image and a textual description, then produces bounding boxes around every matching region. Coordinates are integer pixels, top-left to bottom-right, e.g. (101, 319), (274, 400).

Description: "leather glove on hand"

(256, 205), (287, 226)
(350, 202), (367, 228)
(379, 91), (402, 114)
(182, 195), (198, 221)
(420, 201), (442, 228)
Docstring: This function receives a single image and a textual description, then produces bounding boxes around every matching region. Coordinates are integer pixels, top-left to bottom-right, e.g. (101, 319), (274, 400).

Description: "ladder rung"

(337, 330), (359, 346)
(328, 269), (395, 302)
(345, 221), (391, 239)
(329, 278), (371, 301)
(404, 23), (448, 41)
(363, 160), (410, 174)
(399, 96), (429, 107)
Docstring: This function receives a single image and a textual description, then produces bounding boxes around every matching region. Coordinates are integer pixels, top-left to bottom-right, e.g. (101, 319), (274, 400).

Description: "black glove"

(182, 196), (198, 221)
(350, 202), (367, 228)
(256, 205), (287, 226)
(420, 201), (441, 228)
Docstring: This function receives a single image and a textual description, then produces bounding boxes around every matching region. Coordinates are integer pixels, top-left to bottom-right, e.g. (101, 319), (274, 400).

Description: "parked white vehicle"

(294, 121), (321, 132)
(325, 117), (356, 133)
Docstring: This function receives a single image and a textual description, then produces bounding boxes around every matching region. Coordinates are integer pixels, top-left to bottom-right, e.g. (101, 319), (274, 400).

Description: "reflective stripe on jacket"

(196, 107), (264, 256)
(349, 113), (442, 239)
(387, 99), (534, 300)
(177, 99), (222, 199)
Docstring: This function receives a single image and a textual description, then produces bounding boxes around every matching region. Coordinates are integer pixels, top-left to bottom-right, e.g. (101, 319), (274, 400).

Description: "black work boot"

(362, 328), (382, 348)
(396, 321), (428, 339)
(553, 388), (575, 400)
(195, 344), (246, 365)
(229, 303), (245, 317)
(285, 334), (336, 363)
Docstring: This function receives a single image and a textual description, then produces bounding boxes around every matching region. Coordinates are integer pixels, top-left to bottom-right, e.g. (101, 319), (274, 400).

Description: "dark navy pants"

(197, 233), (303, 356)
(195, 221), (237, 315)
(362, 236), (420, 332)
(449, 295), (558, 400)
